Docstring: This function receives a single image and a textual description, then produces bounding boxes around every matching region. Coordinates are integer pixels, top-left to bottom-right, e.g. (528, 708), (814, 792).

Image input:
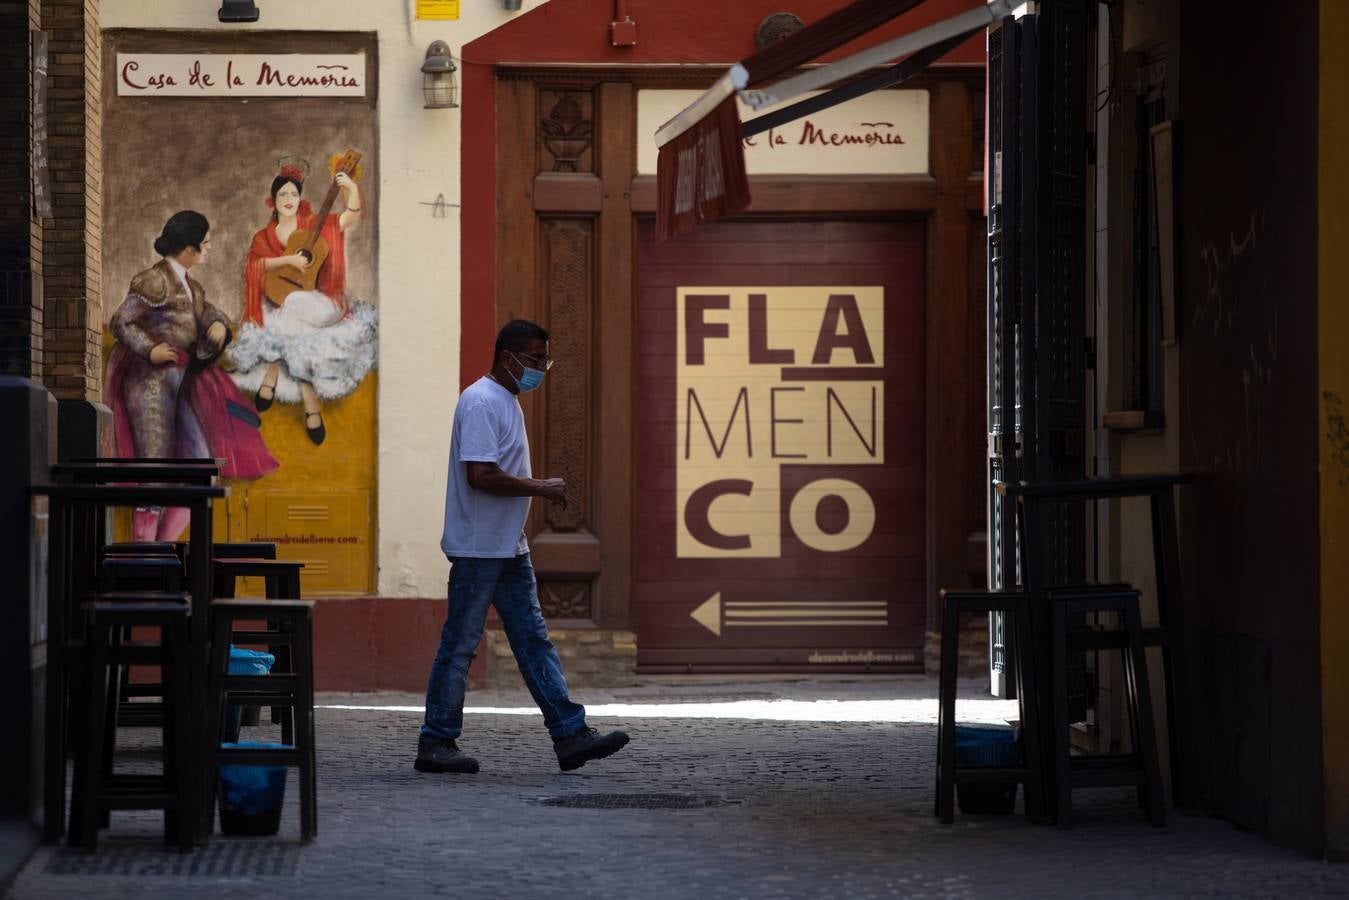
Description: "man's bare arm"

(465, 462), (566, 506)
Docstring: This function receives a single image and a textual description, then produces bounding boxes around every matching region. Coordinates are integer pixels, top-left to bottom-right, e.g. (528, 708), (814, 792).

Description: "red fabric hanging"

(655, 96), (750, 241)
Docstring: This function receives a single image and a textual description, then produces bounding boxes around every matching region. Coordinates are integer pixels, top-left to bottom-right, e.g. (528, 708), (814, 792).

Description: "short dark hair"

(153, 210), (210, 257)
(495, 319), (549, 358)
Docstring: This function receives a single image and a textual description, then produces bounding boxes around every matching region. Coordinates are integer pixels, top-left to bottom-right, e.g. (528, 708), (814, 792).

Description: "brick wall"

(0, 2), (44, 378)
(40, 0), (100, 400)
(483, 628), (638, 689)
(923, 613), (992, 679)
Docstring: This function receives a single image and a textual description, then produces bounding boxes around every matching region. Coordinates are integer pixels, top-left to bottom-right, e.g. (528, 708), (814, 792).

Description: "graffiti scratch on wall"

(1195, 209), (1265, 335)
(1325, 391), (1349, 489)
(1187, 208), (1285, 475)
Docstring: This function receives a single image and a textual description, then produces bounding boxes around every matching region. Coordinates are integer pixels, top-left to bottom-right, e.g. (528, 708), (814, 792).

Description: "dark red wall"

(460, 0), (987, 387)
(1177, 0), (1323, 855)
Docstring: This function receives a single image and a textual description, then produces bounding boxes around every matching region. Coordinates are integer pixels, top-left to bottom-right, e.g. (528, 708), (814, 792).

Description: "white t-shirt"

(440, 376), (532, 558)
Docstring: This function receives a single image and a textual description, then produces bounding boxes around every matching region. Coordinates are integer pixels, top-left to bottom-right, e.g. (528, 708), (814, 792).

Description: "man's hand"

(203, 321), (228, 353)
(539, 477), (567, 508)
(149, 343), (178, 365)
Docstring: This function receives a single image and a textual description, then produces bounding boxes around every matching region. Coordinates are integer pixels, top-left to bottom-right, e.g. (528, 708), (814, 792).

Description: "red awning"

(654, 0), (1012, 240)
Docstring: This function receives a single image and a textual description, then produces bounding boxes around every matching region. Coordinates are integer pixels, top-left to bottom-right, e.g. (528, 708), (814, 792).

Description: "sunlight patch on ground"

(318, 698), (1021, 724)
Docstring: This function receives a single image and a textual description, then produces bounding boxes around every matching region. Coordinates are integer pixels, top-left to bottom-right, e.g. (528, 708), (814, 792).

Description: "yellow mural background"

(212, 368), (377, 596)
(104, 337), (378, 597)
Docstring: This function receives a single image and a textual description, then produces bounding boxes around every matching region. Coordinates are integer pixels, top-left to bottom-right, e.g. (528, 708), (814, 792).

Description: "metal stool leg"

(294, 613), (317, 841)
(74, 627), (112, 850)
(1122, 601), (1166, 827)
(935, 592), (960, 823)
(1051, 599), (1072, 829)
(1011, 596), (1045, 822)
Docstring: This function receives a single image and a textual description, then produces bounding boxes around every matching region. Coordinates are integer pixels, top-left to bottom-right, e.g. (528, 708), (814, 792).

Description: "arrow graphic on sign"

(690, 592), (888, 637)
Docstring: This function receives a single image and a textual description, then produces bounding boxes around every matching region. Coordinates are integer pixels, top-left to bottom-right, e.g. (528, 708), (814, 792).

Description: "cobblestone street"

(8, 677), (1346, 899)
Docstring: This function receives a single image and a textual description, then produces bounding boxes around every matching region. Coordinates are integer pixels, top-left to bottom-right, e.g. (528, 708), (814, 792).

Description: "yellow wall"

(1320, 0), (1349, 859)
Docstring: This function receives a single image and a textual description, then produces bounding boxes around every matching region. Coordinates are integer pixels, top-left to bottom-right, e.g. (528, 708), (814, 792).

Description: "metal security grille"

(986, 1), (1089, 700)
(536, 794), (739, 810)
(44, 840), (300, 877)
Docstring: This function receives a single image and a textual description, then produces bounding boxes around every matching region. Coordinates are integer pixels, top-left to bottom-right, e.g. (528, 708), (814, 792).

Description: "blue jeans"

(421, 553), (586, 743)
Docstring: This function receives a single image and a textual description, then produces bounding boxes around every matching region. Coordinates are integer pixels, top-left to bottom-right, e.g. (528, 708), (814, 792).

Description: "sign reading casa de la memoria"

(116, 53), (367, 97)
(637, 89), (930, 176)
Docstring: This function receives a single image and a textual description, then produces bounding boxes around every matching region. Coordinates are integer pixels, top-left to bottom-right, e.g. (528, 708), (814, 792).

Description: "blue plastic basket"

(954, 724), (1021, 765)
(223, 647), (275, 741)
(219, 741), (290, 835)
(953, 724), (1021, 814)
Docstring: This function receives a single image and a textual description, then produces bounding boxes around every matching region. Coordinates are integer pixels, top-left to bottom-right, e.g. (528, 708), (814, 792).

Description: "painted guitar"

(263, 149), (362, 305)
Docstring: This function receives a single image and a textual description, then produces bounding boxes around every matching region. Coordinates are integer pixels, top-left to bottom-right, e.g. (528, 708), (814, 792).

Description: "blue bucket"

(218, 741), (290, 835)
(954, 724), (1021, 814)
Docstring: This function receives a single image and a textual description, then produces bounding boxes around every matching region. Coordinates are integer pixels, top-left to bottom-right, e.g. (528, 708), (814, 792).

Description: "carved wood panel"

(540, 90), (595, 174)
(539, 218), (592, 532)
(539, 579), (592, 619)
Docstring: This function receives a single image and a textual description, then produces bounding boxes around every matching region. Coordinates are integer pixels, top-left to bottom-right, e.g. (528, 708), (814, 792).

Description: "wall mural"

(106, 209), (281, 541)
(102, 35), (379, 593)
(231, 151), (376, 445)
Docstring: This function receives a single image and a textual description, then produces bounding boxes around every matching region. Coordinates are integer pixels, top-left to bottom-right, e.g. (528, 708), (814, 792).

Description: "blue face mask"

(509, 352), (547, 393)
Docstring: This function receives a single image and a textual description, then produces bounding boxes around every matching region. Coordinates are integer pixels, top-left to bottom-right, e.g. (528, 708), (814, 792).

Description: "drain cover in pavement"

(537, 793), (738, 810)
(44, 840), (299, 877)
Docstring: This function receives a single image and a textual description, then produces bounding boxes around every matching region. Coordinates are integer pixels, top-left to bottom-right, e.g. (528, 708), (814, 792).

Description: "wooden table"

(53, 461), (221, 486)
(32, 482), (226, 845)
(995, 473), (1193, 814)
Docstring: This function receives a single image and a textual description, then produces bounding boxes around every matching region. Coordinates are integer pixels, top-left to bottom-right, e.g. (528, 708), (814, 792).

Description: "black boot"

(553, 727), (630, 771)
(414, 739), (480, 774)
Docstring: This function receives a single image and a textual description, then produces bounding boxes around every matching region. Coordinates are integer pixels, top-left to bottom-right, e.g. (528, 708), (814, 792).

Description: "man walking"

(417, 320), (630, 774)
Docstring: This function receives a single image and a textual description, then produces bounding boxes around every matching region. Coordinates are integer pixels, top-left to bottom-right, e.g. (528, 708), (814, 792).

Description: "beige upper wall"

(102, 0), (551, 598)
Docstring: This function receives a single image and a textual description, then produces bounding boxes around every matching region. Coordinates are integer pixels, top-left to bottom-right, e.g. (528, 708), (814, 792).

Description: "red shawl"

(105, 345), (279, 481)
(243, 212), (347, 326)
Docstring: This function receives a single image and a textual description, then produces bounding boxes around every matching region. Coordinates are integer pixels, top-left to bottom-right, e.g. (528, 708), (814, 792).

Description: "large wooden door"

(635, 219), (927, 671)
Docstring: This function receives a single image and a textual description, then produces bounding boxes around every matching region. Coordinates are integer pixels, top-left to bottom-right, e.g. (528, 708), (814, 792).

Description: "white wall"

(103, 0), (550, 598)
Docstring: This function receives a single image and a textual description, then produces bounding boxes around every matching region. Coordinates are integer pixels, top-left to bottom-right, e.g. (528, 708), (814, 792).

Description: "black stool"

(70, 596), (194, 852)
(99, 541), (187, 564)
(99, 554), (182, 592)
(213, 542), (277, 560)
(205, 598), (317, 842)
(935, 590), (1044, 823)
(213, 558), (303, 740)
(1050, 586), (1165, 828)
(213, 557), (300, 600)
(98, 554), (183, 730)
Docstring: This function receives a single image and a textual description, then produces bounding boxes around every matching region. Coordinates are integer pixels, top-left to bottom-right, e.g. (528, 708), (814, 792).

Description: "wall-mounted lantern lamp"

(421, 41), (459, 109)
(218, 0), (260, 23)
(503, 0), (523, 10)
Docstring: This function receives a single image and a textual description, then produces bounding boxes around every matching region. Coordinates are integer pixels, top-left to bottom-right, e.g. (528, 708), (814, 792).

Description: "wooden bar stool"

(99, 541), (186, 563)
(204, 598), (317, 843)
(1049, 586), (1165, 828)
(70, 596), (195, 852)
(99, 554), (182, 592)
(212, 542), (277, 561)
(98, 554), (183, 730)
(213, 557), (302, 737)
(213, 557), (300, 600)
(935, 590), (1044, 823)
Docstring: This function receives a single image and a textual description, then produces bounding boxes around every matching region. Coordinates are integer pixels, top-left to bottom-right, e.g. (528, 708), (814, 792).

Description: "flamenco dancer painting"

(105, 210), (279, 541)
(229, 153), (377, 445)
